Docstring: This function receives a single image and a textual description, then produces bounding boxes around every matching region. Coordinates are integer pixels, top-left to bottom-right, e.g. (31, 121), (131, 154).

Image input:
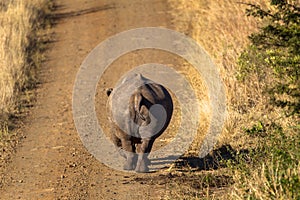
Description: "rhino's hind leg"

(121, 139), (137, 170)
(135, 138), (154, 172)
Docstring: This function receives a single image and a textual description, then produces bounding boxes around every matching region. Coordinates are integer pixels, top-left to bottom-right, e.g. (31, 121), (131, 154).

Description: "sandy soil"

(0, 0), (194, 199)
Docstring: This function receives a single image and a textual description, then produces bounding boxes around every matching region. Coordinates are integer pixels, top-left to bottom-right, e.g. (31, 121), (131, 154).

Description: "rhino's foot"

(123, 162), (135, 171)
(135, 163), (149, 173)
(123, 154), (137, 171)
(135, 158), (150, 173)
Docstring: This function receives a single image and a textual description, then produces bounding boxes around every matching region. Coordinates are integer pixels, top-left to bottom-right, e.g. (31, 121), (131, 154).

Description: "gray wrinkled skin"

(107, 73), (173, 172)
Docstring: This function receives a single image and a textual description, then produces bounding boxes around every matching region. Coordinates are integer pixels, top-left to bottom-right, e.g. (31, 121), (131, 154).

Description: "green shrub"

(232, 1), (300, 199)
(237, 0), (300, 116)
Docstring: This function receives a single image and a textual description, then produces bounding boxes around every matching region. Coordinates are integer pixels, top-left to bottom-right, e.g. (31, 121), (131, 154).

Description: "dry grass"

(0, 0), (51, 179)
(0, 0), (50, 125)
(165, 0), (300, 199)
(167, 0), (272, 151)
(232, 161), (300, 200)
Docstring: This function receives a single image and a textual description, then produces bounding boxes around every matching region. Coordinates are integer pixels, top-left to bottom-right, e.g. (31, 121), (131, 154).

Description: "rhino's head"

(106, 73), (147, 98)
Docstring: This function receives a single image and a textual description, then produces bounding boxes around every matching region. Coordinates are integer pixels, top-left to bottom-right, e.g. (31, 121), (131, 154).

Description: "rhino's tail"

(133, 93), (147, 121)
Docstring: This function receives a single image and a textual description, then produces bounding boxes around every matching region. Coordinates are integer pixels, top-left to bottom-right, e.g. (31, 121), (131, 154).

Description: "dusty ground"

(0, 0), (209, 199)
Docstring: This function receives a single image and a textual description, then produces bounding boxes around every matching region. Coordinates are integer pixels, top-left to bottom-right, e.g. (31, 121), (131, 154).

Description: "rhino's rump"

(110, 77), (173, 139)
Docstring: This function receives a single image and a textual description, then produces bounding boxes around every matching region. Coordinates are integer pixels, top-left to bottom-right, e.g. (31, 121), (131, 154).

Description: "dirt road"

(0, 0), (185, 199)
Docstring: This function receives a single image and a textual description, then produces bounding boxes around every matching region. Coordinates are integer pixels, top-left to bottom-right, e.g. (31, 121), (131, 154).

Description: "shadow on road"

(150, 145), (249, 171)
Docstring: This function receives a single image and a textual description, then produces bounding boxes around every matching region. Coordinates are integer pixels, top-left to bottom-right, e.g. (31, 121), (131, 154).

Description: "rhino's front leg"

(135, 138), (154, 172)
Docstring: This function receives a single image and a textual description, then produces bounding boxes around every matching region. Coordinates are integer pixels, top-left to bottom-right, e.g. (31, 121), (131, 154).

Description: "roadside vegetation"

(232, 1), (299, 199)
(167, 0), (299, 199)
(0, 0), (53, 174)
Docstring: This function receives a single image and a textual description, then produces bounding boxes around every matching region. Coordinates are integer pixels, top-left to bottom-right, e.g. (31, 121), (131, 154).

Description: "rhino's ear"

(106, 88), (113, 96)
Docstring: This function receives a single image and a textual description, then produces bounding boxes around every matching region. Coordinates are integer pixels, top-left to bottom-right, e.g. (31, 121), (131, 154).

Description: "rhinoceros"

(106, 73), (173, 172)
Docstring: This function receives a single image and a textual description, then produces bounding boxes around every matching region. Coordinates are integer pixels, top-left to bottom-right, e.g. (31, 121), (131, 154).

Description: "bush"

(232, 121), (300, 199)
(233, 1), (300, 199)
(237, 0), (300, 116)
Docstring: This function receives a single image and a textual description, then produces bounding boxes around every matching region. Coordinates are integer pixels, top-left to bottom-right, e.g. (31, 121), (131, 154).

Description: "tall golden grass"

(0, 0), (51, 187)
(168, 0), (272, 150)
(0, 0), (48, 124)
(166, 0), (299, 199)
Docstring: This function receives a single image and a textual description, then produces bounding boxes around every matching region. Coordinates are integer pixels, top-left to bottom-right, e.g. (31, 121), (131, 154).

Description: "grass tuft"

(0, 0), (53, 124)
